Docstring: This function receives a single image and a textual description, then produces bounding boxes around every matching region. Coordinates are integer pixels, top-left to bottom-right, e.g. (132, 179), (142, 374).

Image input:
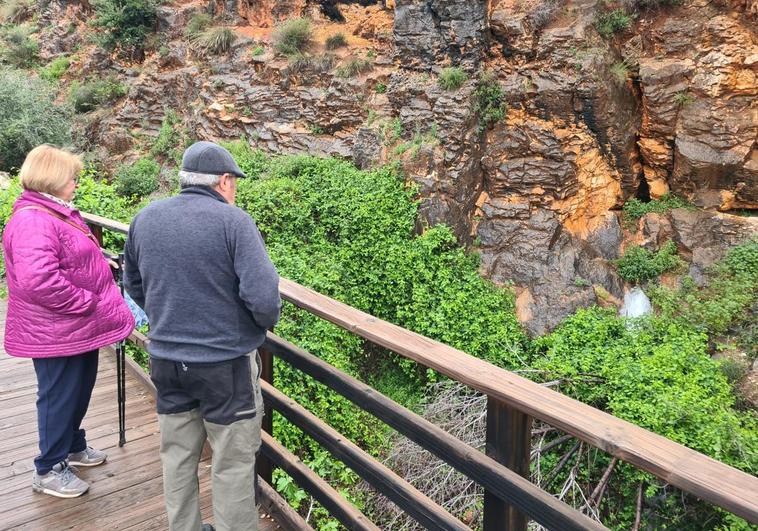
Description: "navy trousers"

(32, 349), (99, 475)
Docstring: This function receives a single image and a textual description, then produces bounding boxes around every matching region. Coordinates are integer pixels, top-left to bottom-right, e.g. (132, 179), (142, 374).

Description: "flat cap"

(181, 141), (247, 178)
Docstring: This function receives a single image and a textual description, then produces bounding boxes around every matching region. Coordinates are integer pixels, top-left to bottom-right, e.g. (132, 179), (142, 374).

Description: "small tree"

(114, 157), (160, 197)
(91, 0), (158, 59)
(0, 69), (72, 171)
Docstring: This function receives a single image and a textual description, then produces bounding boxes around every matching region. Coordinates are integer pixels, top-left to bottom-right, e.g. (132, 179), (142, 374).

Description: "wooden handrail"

(264, 333), (606, 531)
(261, 432), (380, 531)
(277, 278), (758, 524)
(261, 380), (471, 531)
(85, 214), (758, 525)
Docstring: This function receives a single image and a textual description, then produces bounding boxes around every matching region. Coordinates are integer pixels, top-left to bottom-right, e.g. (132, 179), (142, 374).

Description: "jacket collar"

(179, 185), (228, 204)
(15, 190), (77, 218)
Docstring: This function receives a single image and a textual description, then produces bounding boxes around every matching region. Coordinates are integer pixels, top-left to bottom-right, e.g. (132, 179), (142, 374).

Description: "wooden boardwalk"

(0, 298), (280, 531)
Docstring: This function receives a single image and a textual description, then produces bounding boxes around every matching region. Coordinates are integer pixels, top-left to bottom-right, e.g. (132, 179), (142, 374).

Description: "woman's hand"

(108, 260), (119, 270)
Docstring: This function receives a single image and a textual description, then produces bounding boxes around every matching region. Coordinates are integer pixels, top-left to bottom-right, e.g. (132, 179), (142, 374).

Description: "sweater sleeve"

(8, 216), (98, 316)
(123, 219), (145, 309)
(232, 213), (281, 329)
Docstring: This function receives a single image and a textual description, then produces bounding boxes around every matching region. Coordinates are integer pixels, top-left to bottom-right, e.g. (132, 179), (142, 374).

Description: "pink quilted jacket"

(3, 191), (135, 358)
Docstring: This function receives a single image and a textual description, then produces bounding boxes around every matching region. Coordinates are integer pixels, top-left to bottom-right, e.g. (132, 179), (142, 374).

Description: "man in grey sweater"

(124, 141), (280, 531)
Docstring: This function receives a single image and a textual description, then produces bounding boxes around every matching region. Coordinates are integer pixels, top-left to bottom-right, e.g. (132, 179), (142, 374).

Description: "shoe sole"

(67, 458), (106, 467)
(32, 485), (88, 498)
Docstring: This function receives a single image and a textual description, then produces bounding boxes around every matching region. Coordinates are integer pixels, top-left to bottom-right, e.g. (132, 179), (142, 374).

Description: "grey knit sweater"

(124, 186), (281, 362)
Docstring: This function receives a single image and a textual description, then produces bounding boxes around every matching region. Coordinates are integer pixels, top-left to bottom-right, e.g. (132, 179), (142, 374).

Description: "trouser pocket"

(189, 356), (256, 425)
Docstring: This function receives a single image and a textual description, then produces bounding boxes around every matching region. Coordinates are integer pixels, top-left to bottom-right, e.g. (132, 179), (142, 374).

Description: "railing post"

(257, 341), (274, 487)
(89, 223), (103, 247)
(484, 397), (532, 531)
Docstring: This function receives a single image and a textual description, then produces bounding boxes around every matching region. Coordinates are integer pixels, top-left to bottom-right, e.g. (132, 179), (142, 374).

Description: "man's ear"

(217, 173), (232, 191)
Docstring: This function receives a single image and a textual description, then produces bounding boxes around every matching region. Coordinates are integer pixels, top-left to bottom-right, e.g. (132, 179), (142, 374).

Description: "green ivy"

(532, 308), (758, 529)
(649, 239), (758, 336)
(615, 241), (684, 284)
(621, 193), (691, 230)
(474, 72), (506, 133)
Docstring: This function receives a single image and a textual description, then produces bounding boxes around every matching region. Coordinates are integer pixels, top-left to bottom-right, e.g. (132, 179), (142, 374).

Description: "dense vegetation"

(615, 241), (684, 284)
(0, 68), (72, 171)
(91, 0), (158, 59)
(0, 146), (755, 529)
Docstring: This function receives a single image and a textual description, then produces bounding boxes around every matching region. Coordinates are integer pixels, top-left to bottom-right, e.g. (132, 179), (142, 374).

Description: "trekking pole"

(115, 253), (127, 447)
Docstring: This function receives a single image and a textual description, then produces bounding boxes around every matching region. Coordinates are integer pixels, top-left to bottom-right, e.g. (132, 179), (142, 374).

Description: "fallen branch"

(544, 441), (581, 488)
(586, 457), (619, 512)
(632, 481), (644, 531)
(531, 434), (573, 458)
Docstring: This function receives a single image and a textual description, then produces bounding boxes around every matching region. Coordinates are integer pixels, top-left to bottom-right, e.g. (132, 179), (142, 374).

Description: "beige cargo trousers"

(151, 351), (264, 531)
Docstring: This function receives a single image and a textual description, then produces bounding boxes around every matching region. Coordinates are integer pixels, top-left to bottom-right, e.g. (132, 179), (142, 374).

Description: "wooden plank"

(483, 398), (531, 531)
(277, 278), (758, 524)
(0, 415), (160, 482)
(261, 380), (469, 531)
(260, 431), (380, 531)
(82, 212), (130, 235)
(0, 406), (158, 457)
(258, 477), (314, 531)
(0, 427), (162, 497)
(264, 333), (605, 531)
(1, 433), (163, 517)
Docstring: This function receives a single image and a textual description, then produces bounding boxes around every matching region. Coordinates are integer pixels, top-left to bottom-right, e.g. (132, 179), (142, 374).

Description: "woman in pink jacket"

(3, 145), (135, 498)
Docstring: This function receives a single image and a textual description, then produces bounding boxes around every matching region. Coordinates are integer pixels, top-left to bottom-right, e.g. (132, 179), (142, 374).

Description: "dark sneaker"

(201, 525), (215, 531)
(32, 461), (89, 498)
(68, 446), (107, 467)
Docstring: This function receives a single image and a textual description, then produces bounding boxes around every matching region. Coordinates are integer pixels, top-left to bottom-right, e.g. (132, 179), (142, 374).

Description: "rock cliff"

(33, 0), (758, 333)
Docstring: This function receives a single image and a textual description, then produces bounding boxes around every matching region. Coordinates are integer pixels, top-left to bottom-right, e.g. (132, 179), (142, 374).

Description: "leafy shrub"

(114, 157), (160, 197)
(1, 24), (38, 68)
(335, 57), (373, 77)
(595, 9), (632, 38)
(374, 82), (386, 94)
(533, 307), (758, 529)
(251, 45), (264, 56)
(394, 124), (438, 158)
(622, 193), (691, 229)
(325, 32), (347, 50)
(91, 0), (158, 59)
(190, 26), (236, 56)
(273, 17), (311, 56)
(650, 239), (758, 336)
(381, 117), (402, 145)
(474, 71), (506, 133)
(723, 238), (758, 277)
(438, 67), (467, 91)
(74, 164), (138, 249)
(69, 77), (127, 113)
(39, 55), (71, 82)
(1, 0), (33, 23)
(615, 241), (684, 284)
(150, 109), (188, 164)
(0, 69), (72, 171)
(184, 12), (212, 39)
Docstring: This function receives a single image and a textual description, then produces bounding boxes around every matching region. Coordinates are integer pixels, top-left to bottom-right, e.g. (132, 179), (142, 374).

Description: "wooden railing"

(84, 212), (758, 530)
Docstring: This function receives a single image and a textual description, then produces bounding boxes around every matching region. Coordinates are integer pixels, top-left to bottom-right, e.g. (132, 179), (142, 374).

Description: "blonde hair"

(18, 145), (83, 195)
